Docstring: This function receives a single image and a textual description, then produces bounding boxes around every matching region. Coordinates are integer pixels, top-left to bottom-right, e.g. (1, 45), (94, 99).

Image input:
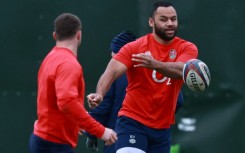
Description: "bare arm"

(154, 61), (183, 79)
(97, 59), (127, 96)
(132, 53), (183, 79)
(87, 59), (127, 108)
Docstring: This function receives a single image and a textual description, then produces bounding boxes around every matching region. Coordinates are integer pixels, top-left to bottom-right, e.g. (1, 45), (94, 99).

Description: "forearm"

(96, 59), (127, 97)
(96, 72), (116, 98)
(154, 61), (184, 79)
(132, 53), (184, 79)
(58, 98), (105, 138)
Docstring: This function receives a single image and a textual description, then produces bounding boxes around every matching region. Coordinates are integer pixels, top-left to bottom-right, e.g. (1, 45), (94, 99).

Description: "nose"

(166, 19), (174, 26)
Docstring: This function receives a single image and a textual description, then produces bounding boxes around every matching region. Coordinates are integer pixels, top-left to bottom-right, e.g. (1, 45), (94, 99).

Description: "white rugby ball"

(183, 59), (211, 92)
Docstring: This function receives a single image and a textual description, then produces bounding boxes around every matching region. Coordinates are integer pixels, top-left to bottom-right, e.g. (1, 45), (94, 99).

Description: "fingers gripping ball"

(183, 59), (211, 92)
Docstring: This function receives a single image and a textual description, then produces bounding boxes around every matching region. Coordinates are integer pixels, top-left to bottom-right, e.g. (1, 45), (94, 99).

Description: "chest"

(145, 44), (182, 62)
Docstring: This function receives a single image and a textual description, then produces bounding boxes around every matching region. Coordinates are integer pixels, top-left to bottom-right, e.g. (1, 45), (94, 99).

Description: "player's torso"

(38, 47), (84, 106)
(119, 34), (185, 128)
(35, 47), (84, 145)
(126, 34), (184, 101)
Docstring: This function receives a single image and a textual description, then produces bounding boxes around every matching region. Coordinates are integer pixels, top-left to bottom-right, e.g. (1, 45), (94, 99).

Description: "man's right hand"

(87, 93), (103, 109)
(101, 128), (117, 146)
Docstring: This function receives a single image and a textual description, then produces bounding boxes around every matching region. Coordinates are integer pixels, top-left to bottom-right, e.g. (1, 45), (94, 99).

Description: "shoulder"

(54, 49), (81, 73)
(123, 34), (150, 50)
(136, 33), (151, 44)
(174, 37), (198, 50)
(175, 37), (197, 46)
(55, 48), (80, 65)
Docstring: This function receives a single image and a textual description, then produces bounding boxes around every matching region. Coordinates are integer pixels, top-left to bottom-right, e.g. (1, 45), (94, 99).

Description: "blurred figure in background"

(85, 31), (137, 153)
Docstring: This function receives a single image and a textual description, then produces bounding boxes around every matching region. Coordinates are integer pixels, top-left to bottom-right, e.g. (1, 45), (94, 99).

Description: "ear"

(53, 32), (57, 40)
(77, 31), (82, 40)
(149, 17), (154, 27)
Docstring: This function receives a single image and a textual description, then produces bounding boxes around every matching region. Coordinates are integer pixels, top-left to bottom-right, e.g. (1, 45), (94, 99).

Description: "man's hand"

(132, 52), (158, 69)
(101, 128), (118, 146)
(87, 93), (103, 109)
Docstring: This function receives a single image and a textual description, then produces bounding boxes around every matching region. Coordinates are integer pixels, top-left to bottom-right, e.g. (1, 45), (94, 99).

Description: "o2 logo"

(152, 70), (171, 85)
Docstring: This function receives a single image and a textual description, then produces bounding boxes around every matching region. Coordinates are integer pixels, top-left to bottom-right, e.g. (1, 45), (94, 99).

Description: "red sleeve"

(113, 41), (138, 68)
(55, 61), (105, 138)
(59, 99), (105, 138)
(177, 43), (198, 63)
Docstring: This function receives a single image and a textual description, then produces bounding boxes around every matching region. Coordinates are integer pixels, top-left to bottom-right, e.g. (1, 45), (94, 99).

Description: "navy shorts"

(28, 133), (74, 153)
(103, 143), (116, 153)
(115, 116), (171, 153)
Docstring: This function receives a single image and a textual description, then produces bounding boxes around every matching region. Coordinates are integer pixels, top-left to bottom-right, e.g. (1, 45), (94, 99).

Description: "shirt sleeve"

(177, 43), (198, 63)
(55, 61), (105, 138)
(113, 41), (138, 68)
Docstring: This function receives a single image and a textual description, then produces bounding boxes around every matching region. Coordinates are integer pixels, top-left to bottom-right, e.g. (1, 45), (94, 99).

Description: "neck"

(56, 40), (78, 56)
(152, 33), (174, 45)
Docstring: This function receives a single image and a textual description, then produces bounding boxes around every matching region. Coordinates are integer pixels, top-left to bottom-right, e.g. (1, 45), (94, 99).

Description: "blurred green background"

(0, 0), (244, 153)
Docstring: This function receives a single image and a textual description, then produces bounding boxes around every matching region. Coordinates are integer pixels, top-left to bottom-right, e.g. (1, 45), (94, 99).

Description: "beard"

(154, 23), (177, 41)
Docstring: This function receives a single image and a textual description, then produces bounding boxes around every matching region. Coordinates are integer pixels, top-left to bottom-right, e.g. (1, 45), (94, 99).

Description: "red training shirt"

(114, 34), (198, 129)
(34, 46), (105, 148)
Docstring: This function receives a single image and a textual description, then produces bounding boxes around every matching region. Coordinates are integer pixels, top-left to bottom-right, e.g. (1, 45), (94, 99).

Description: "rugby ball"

(183, 59), (211, 92)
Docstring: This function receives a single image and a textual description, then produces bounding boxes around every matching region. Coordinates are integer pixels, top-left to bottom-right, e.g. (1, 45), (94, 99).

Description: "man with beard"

(87, 1), (198, 153)
(28, 13), (117, 153)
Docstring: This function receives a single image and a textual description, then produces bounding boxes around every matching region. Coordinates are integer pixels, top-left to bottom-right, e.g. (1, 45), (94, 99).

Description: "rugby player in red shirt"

(29, 13), (117, 153)
(87, 1), (198, 153)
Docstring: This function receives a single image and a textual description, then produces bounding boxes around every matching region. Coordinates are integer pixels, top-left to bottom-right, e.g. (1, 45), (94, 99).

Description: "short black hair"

(54, 13), (82, 41)
(150, 1), (174, 18)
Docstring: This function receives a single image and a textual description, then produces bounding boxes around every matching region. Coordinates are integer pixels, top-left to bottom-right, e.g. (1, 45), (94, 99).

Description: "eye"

(160, 17), (168, 22)
(171, 17), (177, 22)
